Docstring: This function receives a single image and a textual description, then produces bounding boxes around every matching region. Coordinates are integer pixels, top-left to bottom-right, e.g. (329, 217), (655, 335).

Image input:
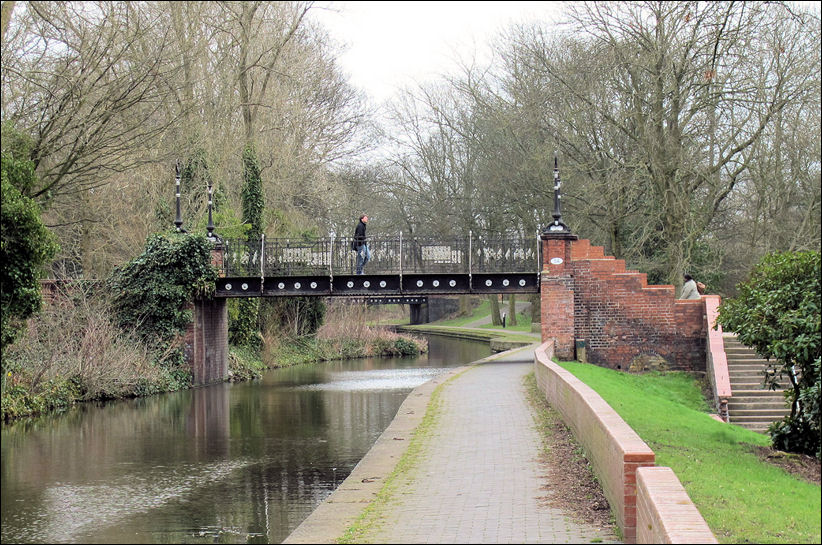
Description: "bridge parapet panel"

(215, 277), (262, 297)
(264, 276), (331, 296)
(333, 274), (401, 295)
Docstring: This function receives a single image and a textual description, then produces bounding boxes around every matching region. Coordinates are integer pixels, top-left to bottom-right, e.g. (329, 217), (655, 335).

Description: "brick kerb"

(534, 342), (718, 544)
(636, 467), (718, 544)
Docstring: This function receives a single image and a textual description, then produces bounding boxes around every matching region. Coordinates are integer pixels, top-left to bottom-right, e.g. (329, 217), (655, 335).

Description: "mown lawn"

(557, 361), (821, 544)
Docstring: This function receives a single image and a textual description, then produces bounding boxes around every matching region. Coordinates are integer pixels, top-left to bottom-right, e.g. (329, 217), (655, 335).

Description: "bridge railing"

(219, 235), (541, 277)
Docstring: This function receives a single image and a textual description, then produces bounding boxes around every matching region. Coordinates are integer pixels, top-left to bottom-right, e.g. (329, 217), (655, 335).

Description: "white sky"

(310, 1), (566, 104)
(310, 1), (820, 105)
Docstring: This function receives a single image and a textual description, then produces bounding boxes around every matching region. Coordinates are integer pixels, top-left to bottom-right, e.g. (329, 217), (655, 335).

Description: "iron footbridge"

(214, 235), (541, 298)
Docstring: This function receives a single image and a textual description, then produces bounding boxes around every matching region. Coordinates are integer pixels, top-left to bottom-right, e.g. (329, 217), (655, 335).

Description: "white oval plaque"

(550, 257), (564, 265)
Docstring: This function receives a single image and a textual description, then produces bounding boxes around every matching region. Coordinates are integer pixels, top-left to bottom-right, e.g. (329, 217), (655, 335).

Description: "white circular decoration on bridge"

(433, 280), (440, 287)
(278, 282), (285, 290)
(225, 283), (232, 291)
(519, 279), (527, 286)
(294, 282), (301, 289)
(380, 281), (387, 288)
(347, 281), (354, 288)
(449, 280), (457, 287)
(502, 279), (510, 287)
(310, 282), (317, 289)
(550, 257), (564, 265)
(241, 283), (249, 290)
(417, 280), (424, 287)
(363, 281), (371, 288)
(485, 279), (493, 287)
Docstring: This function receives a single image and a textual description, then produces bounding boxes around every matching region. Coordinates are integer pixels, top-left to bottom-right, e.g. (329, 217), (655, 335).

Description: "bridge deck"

(215, 272), (540, 297)
(215, 235), (541, 297)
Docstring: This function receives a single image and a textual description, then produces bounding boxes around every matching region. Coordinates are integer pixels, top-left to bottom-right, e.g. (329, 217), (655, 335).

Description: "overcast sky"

(310, 1), (566, 103)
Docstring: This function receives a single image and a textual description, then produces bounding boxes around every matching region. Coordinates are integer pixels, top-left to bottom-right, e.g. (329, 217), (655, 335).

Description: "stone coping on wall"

(703, 295), (732, 420)
(637, 467), (718, 544)
(534, 342), (717, 544)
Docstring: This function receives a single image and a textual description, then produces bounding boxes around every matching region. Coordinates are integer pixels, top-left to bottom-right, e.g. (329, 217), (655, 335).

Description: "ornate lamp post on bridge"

(206, 177), (218, 241)
(174, 159), (186, 233)
(540, 152), (577, 360)
(542, 153), (572, 236)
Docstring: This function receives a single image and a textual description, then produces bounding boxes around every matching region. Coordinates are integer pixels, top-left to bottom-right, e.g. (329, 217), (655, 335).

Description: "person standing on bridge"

(353, 214), (371, 274)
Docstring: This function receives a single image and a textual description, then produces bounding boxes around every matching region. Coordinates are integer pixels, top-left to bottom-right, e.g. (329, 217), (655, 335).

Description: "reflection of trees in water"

(1, 337), (492, 542)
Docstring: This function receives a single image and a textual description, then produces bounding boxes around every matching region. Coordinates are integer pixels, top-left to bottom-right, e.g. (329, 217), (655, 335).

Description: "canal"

(1, 335), (491, 544)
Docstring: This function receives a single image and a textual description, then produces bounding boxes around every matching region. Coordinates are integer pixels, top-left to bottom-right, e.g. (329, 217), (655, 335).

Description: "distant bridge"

(213, 235), (542, 297)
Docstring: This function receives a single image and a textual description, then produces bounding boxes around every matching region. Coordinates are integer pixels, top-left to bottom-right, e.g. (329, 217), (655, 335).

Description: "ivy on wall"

(108, 232), (218, 347)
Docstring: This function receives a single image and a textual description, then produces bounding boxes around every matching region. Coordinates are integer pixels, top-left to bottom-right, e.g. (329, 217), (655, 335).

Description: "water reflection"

(1, 335), (490, 544)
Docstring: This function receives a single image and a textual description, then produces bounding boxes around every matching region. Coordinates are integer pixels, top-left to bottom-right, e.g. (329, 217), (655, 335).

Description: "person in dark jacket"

(353, 214), (370, 274)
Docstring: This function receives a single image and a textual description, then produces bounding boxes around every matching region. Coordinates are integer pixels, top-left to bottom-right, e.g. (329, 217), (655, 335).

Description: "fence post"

(399, 232), (403, 288)
(468, 231), (473, 287)
(260, 234), (265, 285)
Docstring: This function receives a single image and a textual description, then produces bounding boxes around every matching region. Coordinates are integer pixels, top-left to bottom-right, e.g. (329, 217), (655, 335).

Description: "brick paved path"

(364, 348), (620, 544)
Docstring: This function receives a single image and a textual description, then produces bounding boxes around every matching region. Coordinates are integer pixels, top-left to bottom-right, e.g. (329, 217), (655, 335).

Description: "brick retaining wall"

(636, 467), (718, 543)
(564, 239), (707, 372)
(534, 342), (717, 544)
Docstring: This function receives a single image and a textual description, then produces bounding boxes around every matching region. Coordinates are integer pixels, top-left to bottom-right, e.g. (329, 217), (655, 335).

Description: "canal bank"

(0, 335), (492, 544)
(283, 343), (619, 544)
(394, 324), (540, 353)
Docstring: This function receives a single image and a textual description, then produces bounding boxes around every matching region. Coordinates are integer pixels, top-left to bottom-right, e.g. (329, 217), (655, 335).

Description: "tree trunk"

(458, 295), (472, 316)
(530, 294), (540, 324)
(489, 295), (502, 326)
(507, 294), (517, 326)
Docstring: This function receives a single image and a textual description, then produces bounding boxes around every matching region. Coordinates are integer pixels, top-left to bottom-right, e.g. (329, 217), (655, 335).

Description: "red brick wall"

(535, 342), (655, 543)
(561, 239), (707, 372)
(636, 467), (718, 544)
(184, 298), (228, 385)
(540, 276), (575, 360)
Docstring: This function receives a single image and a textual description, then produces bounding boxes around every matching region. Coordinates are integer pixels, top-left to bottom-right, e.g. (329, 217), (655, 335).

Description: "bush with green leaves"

(108, 232), (218, 347)
(717, 250), (821, 458)
(1, 146), (59, 353)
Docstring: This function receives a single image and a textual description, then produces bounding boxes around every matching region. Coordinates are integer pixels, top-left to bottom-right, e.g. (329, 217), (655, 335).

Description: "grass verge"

(523, 372), (621, 540)
(557, 360), (821, 544)
(398, 324), (537, 344)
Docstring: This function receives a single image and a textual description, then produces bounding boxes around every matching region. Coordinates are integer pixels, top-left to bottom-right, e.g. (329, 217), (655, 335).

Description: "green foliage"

(1, 147), (59, 352)
(717, 251), (821, 457)
(1, 376), (82, 420)
(393, 336), (421, 356)
(228, 344), (267, 381)
(108, 232), (218, 346)
(230, 298), (262, 348)
(241, 145), (264, 240)
(230, 145), (265, 345)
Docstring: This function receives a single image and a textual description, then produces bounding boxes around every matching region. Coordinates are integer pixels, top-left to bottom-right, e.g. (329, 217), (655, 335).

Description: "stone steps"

(724, 336), (789, 433)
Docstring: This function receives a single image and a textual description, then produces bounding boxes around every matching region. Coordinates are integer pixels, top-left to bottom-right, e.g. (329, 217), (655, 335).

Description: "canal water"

(1, 335), (491, 544)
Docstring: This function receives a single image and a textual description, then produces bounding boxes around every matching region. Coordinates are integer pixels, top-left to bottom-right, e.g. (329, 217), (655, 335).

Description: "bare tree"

(1, 2), (180, 203)
(506, 1), (819, 286)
